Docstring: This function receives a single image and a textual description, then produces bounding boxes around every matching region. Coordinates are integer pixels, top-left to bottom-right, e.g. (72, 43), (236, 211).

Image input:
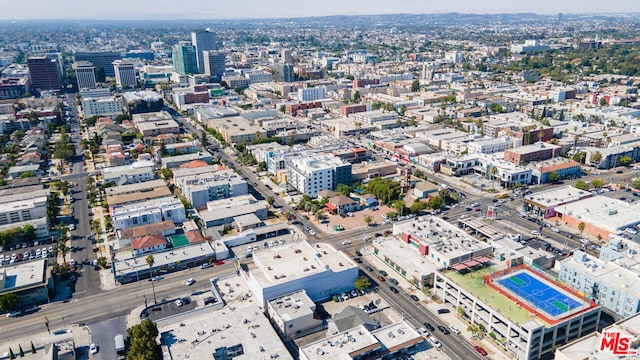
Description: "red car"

(214, 260), (225, 266)
(474, 345), (487, 356)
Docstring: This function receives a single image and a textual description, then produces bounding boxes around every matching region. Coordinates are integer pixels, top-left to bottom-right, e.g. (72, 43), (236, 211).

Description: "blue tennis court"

(497, 271), (582, 317)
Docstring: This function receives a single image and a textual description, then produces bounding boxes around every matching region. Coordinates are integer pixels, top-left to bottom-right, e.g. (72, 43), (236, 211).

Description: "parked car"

(365, 266), (373, 271)
(410, 294), (420, 301)
(437, 325), (450, 335)
(89, 343), (98, 354)
(353, 257), (362, 263)
(474, 345), (488, 356)
(389, 286), (399, 294)
(185, 278), (195, 286)
(449, 325), (461, 334)
(437, 308), (450, 314)
(423, 322), (435, 332)
(418, 327), (429, 336)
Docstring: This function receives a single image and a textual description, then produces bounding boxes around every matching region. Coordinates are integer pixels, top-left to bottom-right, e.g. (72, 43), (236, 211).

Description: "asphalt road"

(64, 93), (102, 299)
(90, 317), (126, 360)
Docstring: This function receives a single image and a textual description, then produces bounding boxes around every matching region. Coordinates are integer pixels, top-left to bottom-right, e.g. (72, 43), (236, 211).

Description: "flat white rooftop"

(158, 276), (292, 360)
(251, 241), (356, 288)
(269, 290), (315, 322)
(373, 238), (439, 281)
(525, 185), (592, 207)
(561, 195), (640, 232)
(0, 259), (47, 291)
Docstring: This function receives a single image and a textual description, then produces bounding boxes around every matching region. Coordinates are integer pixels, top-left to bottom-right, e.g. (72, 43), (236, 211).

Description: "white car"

(69, 224), (75, 231)
(449, 325), (461, 334)
(429, 336), (442, 348)
(531, 230), (541, 236)
(175, 299), (183, 307)
(418, 327), (429, 336)
(308, 230), (316, 236)
(341, 240), (351, 245)
(185, 278), (195, 286)
(89, 343), (98, 354)
(551, 228), (560, 233)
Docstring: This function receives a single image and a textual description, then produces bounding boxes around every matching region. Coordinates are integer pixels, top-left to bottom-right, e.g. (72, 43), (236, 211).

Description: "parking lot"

(142, 296), (197, 322)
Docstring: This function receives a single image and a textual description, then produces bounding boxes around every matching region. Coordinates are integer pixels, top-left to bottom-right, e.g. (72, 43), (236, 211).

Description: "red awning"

(452, 263), (468, 271)
(325, 203), (337, 210)
(464, 260), (480, 267)
(476, 256), (492, 263)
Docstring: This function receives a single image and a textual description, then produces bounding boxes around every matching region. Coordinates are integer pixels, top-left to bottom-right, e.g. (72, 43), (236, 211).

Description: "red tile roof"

(131, 234), (166, 250)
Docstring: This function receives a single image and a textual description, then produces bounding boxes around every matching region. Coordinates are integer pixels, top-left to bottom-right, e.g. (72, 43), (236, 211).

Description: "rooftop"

(268, 290), (316, 323)
(525, 185), (593, 207)
(373, 238), (440, 281)
(0, 259), (47, 293)
(158, 277), (292, 360)
(561, 195), (640, 232)
(250, 241), (356, 289)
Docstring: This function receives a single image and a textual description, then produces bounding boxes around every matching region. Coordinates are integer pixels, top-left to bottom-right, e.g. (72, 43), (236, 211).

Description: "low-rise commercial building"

(101, 163), (155, 185)
(267, 290), (323, 339)
(199, 194), (268, 228)
(523, 185), (593, 219)
(556, 196), (640, 240)
(246, 241), (358, 307)
(0, 259), (53, 307)
(504, 142), (561, 165)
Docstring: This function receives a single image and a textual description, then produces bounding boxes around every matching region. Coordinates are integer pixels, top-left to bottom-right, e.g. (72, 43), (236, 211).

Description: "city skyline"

(0, 0), (638, 20)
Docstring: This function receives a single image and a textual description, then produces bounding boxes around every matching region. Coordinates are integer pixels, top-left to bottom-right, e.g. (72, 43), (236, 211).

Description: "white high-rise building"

(191, 29), (216, 74)
(286, 154), (351, 197)
(112, 60), (137, 88)
(297, 87), (325, 101)
(73, 61), (96, 89)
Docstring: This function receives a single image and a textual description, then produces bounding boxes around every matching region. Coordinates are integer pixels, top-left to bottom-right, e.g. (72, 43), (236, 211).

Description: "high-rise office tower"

(172, 45), (199, 75)
(73, 52), (122, 77)
(73, 61), (97, 89)
(203, 51), (225, 80)
(282, 49), (292, 64)
(112, 60), (137, 88)
(27, 56), (61, 90)
(191, 29), (216, 74)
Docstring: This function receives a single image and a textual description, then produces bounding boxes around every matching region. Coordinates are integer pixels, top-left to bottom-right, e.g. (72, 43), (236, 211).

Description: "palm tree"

(146, 255), (157, 305)
(57, 241), (70, 265)
(491, 166), (499, 190)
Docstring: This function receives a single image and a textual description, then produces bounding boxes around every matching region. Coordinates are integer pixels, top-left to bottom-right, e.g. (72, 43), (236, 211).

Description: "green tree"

(354, 276), (371, 291)
(352, 90), (360, 102)
(364, 215), (372, 226)
(160, 168), (173, 179)
(127, 319), (161, 360)
(266, 196), (275, 208)
(573, 152), (587, 164)
(146, 255), (157, 304)
(0, 293), (19, 312)
(428, 196), (444, 210)
(619, 156), (632, 166)
(410, 200), (427, 213)
(97, 256), (108, 268)
(590, 151), (602, 164)
(632, 179), (640, 189)
(411, 79), (420, 92)
(591, 179), (605, 188)
(19, 171), (35, 178)
(336, 184), (351, 197)
(257, 161), (267, 172)
(575, 180), (589, 190)
(57, 240), (70, 265)
(578, 222), (586, 237)
(548, 171), (561, 183)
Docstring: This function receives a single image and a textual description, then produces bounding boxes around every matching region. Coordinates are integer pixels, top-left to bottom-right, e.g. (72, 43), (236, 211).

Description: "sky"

(0, 0), (637, 20)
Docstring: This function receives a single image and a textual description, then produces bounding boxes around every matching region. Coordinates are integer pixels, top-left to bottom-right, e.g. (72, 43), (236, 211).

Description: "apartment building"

(297, 87), (325, 101)
(112, 196), (186, 230)
(175, 169), (248, 210)
(467, 136), (520, 154)
(286, 154), (352, 197)
(81, 97), (123, 118)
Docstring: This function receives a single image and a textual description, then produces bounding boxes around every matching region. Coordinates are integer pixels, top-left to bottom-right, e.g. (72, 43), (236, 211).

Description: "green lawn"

(445, 267), (550, 326)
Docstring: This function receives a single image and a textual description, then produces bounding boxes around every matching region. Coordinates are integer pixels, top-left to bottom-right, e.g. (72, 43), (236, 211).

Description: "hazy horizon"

(0, 0), (637, 20)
